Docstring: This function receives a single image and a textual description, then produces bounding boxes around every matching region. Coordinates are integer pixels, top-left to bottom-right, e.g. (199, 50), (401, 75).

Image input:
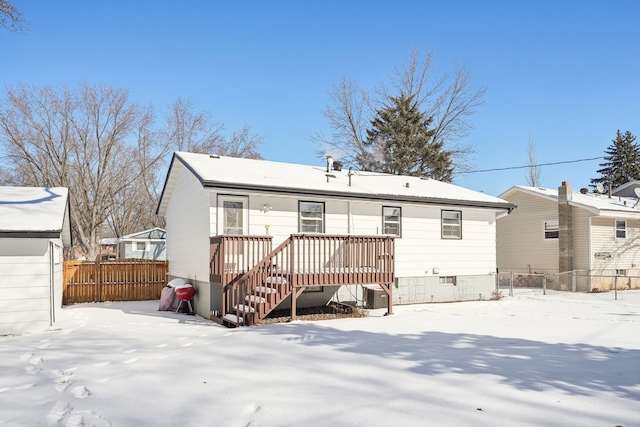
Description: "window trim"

(382, 206), (402, 237)
(298, 201), (325, 233)
(441, 210), (462, 239)
(132, 240), (150, 252)
(615, 219), (627, 239)
(616, 269), (626, 276)
(217, 194), (249, 235)
(543, 219), (559, 240)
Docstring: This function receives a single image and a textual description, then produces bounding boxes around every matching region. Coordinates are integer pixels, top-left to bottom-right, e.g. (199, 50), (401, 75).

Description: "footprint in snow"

(20, 352), (45, 365)
(123, 358), (140, 364)
(181, 342), (194, 347)
(122, 349), (137, 354)
(38, 341), (52, 349)
(25, 366), (41, 375)
(65, 410), (110, 427)
(156, 343), (169, 348)
(71, 385), (91, 399)
(94, 361), (110, 367)
(47, 401), (72, 424)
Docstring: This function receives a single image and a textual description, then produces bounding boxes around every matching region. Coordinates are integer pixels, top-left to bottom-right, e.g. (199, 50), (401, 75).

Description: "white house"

(0, 187), (72, 335)
(156, 152), (515, 325)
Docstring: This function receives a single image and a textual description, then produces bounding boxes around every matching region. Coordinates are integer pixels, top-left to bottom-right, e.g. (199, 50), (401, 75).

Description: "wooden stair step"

(264, 276), (287, 285)
(222, 313), (243, 325)
(245, 295), (266, 303)
(234, 304), (255, 313)
(256, 286), (277, 294)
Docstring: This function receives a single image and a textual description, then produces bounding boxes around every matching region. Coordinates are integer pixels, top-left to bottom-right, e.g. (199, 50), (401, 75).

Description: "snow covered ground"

(1, 289), (639, 427)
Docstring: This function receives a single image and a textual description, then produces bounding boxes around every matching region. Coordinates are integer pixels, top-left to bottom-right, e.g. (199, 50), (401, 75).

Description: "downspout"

(49, 241), (55, 326)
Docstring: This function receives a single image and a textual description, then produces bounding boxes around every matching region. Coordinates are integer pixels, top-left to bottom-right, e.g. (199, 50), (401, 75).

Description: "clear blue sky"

(3, 0), (639, 196)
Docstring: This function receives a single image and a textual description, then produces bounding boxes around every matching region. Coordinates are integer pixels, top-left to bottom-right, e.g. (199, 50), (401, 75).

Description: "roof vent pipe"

(326, 155), (333, 172)
(580, 188), (588, 194)
(348, 167), (353, 186)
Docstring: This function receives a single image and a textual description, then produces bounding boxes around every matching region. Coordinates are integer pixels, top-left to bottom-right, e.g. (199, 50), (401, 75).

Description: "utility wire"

(457, 156), (605, 174)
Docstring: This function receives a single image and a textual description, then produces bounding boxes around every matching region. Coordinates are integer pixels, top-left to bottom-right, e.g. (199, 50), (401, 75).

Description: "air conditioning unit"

(366, 287), (387, 309)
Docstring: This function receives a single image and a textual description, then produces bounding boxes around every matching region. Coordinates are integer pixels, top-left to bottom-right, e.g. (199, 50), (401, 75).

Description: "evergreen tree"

(591, 130), (640, 189)
(365, 94), (453, 181)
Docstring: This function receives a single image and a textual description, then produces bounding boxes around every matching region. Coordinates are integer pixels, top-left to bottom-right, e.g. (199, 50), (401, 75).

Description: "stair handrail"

(223, 235), (295, 324)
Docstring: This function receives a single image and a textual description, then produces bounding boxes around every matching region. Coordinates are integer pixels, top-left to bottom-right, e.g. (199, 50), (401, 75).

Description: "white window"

(217, 195), (249, 235)
(382, 206), (401, 236)
(439, 276), (457, 285)
(616, 269), (626, 276)
(442, 210), (462, 239)
(133, 241), (148, 252)
(299, 201), (324, 233)
(616, 220), (626, 239)
(544, 220), (559, 240)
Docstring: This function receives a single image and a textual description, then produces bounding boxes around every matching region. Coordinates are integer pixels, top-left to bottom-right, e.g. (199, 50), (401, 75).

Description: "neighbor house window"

(616, 269), (626, 276)
(382, 206), (401, 236)
(299, 201), (325, 233)
(441, 210), (462, 239)
(544, 220), (559, 240)
(439, 276), (457, 285)
(134, 241), (148, 252)
(616, 220), (626, 239)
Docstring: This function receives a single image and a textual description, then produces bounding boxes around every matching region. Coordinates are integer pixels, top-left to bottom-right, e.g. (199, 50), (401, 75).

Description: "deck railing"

(209, 235), (273, 286)
(212, 234), (395, 325)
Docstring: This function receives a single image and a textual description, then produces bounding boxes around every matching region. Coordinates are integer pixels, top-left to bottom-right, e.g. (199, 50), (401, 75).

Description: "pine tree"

(365, 94), (453, 181)
(591, 130), (640, 189)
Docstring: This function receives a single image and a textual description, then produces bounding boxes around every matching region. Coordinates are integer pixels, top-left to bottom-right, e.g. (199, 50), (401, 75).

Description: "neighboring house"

(497, 181), (640, 291)
(0, 187), (72, 335)
(156, 152), (515, 325)
(98, 237), (118, 260)
(117, 228), (166, 260)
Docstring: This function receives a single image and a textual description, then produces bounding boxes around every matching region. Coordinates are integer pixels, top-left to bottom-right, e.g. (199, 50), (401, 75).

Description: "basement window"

(439, 276), (457, 285)
(616, 220), (626, 239)
(616, 269), (626, 276)
(544, 220), (559, 240)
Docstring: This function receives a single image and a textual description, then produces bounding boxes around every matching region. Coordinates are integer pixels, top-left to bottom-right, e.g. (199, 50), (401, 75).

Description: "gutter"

(202, 180), (517, 211)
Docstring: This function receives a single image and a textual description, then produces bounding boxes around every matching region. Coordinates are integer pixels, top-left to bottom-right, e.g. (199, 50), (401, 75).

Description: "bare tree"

(0, 0), (27, 33)
(166, 98), (263, 159)
(313, 48), (485, 176)
(0, 83), (170, 259)
(525, 134), (541, 187)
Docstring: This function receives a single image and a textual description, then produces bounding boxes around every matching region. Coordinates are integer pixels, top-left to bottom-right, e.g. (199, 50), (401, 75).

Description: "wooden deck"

(210, 234), (395, 326)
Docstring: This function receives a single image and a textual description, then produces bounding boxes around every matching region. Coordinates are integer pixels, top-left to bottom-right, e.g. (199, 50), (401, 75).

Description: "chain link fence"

(496, 271), (640, 303)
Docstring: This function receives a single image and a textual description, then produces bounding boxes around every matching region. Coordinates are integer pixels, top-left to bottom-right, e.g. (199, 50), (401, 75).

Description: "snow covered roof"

(100, 238), (118, 246)
(157, 152), (515, 215)
(119, 227), (166, 240)
(0, 186), (72, 246)
(500, 185), (640, 218)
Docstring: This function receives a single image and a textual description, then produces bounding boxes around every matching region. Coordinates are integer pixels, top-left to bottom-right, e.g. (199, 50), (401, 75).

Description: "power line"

(458, 156), (605, 174)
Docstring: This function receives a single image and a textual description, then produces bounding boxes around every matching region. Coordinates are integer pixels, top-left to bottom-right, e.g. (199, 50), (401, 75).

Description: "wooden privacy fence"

(63, 259), (169, 304)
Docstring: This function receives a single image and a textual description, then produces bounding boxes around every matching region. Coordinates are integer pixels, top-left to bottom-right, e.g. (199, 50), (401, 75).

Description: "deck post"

(290, 287), (305, 321)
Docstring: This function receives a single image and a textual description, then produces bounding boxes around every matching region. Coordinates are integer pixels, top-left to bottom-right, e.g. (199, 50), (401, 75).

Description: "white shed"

(0, 187), (72, 335)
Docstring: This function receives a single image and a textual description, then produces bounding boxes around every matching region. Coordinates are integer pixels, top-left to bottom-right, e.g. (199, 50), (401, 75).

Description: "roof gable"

(500, 185), (640, 217)
(120, 227), (166, 240)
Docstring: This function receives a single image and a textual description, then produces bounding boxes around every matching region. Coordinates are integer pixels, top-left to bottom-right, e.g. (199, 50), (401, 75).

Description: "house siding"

(0, 238), (61, 335)
(205, 190), (500, 310)
(591, 216), (640, 277)
(572, 207), (592, 271)
(497, 191), (559, 274)
(164, 163), (212, 316)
